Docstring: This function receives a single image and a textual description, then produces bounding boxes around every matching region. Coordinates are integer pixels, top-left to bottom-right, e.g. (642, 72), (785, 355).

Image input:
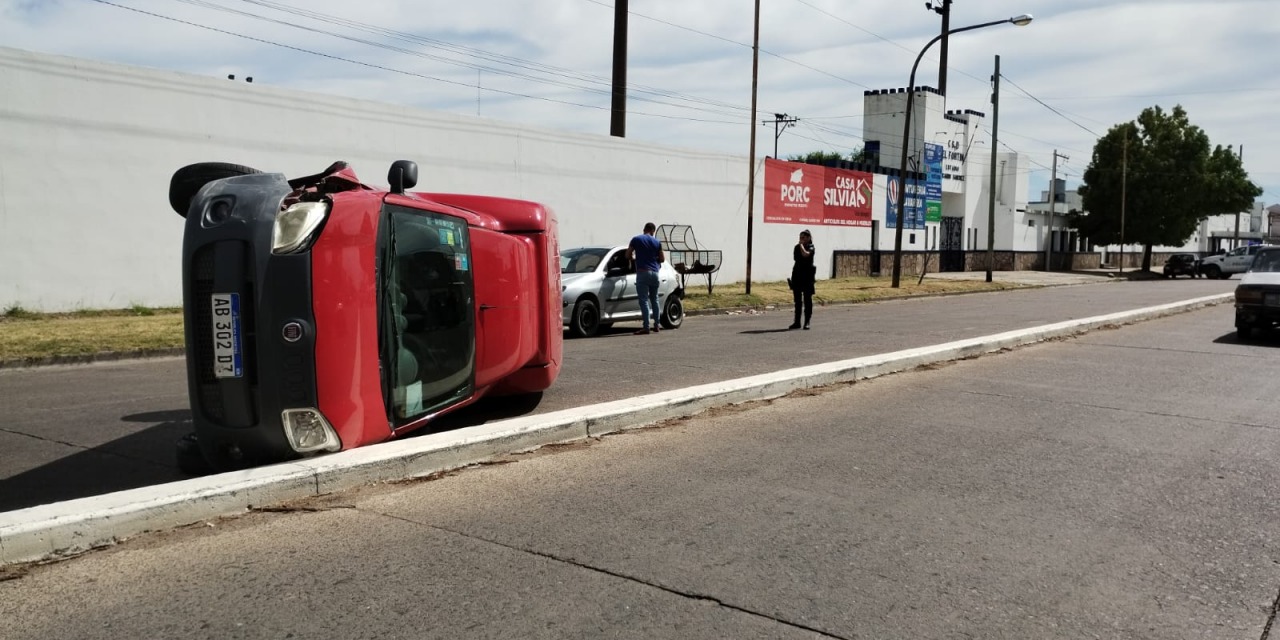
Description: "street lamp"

(891, 13), (1033, 288)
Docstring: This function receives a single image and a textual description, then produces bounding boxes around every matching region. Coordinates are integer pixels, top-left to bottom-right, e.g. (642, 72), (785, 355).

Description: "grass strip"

(0, 278), (1029, 361)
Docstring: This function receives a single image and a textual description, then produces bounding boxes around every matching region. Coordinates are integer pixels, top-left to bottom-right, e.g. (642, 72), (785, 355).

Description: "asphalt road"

(0, 276), (1236, 512)
(3, 296), (1277, 639)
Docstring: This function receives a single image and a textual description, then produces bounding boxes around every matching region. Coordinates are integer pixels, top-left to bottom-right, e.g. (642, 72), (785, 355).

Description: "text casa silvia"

(780, 175), (870, 208)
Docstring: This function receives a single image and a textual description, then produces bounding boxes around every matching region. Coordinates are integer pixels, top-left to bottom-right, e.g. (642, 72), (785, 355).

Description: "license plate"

(1266, 293), (1280, 307)
(211, 293), (243, 378)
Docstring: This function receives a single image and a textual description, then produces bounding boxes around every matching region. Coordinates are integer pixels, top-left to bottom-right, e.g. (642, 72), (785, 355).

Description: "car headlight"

(271, 201), (329, 254)
(281, 408), (342, 453)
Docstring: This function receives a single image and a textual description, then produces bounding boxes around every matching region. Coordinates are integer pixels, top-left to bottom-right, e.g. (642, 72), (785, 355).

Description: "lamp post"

(891, 13), (1033, 288)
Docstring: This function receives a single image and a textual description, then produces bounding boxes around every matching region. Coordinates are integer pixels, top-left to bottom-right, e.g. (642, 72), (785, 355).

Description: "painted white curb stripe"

(0, 293), (1231, 566)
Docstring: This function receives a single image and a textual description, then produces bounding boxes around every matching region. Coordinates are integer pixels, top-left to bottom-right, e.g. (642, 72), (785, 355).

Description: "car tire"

(660, 295), (684, 329)
(175, 433), (214, 476)
(1203, 264), (1221, 279)
(570, 298), (601, 338)
(169, 162), (262, 217)
(1238, 324), (1254, 342)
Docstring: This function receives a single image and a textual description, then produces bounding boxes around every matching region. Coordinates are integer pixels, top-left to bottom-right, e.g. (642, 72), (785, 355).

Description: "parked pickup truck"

(1199, 244), (1274, 279)
(168, 160), (562, 473)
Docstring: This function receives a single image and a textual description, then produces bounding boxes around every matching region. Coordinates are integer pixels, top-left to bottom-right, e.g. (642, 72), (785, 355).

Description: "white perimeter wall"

(1, 47), (886, 312)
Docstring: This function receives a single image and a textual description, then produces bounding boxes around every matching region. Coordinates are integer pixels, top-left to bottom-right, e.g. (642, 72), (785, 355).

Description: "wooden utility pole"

(985, 55), (999, 283)
(609, 0), (628, 137)
(1233, 146), (1244, 249)
(1120, 133), (1127, 273)
(744, 0), (761, 294)
(1045, 150), (1068, 271)
(932, 0), (954, 95)
(765, 113), (798, 158)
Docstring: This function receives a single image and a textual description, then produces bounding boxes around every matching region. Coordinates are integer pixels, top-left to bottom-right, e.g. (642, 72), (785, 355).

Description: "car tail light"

(281, 408), (342, 453)
(1236, 286), (1263, 304)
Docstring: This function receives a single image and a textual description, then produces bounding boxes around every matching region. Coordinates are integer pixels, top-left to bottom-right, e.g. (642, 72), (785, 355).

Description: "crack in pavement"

(1260, 582), (1280, 640)
(1070, 341), (1273, 358)
(934, 387), (1280, 432)
(0, 427), (178, 468)
(372, 510), (852, 639)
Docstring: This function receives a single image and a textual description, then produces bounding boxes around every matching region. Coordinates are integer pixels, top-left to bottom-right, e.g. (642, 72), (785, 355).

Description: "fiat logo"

(281, 322), (304, 343)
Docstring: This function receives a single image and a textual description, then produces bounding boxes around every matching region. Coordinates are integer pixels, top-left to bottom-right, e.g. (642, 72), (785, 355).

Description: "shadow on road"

(1212, 330), (1280, 347)
(0, 394), (549, 514)
(0, 411), (191, 512)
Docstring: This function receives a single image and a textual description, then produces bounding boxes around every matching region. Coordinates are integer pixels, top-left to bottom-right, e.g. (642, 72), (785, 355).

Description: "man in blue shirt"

(627, 222), (665, 335)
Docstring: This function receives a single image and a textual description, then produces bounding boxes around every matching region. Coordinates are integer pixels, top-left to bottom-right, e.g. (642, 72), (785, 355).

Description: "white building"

(860, 87), (1033, 257)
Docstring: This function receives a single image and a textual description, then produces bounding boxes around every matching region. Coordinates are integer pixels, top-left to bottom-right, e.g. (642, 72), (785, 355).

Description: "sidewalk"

(923, 269), (1116, 286)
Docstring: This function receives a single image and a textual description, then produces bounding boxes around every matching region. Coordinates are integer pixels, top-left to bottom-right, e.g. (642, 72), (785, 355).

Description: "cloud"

(2, 0), (1278, 201)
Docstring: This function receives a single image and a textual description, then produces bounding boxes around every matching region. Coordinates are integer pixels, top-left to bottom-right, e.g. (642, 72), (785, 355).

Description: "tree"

(1073, 105), (1261, 271)
(787, 149), (867, 165)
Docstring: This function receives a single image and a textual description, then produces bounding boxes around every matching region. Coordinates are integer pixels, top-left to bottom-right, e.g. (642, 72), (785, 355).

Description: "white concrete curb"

(0, 293), (1232, 566)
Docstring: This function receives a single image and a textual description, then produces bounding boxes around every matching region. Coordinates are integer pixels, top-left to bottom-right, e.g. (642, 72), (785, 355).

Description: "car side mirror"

(606, 267), (625, 277)
(388, 160), (418, 194)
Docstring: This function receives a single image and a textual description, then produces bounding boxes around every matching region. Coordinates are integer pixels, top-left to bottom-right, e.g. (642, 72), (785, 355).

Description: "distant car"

(1232, 246), (1280, 340)
(1162, 253), (1200, 278)
(1200, 244), (1273, 279)
(560, 246), (684, 337)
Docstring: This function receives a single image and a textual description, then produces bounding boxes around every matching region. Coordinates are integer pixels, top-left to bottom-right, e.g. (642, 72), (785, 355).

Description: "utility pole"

(1119, 132), (1127, 273)
(984, 54), (999, 283)
(609, 0), (628, 137)
(764, 113), (798, 158)
(1044, 150), (1069, 271)
(1233, 145), (1244, 249)
(744, 0), (761, 295)
(927, 0), (954, 95)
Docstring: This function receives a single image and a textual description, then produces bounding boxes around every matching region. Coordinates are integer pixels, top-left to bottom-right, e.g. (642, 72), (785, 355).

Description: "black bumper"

(1235, 304), (1280, 328)
(181, 174), (319, 467)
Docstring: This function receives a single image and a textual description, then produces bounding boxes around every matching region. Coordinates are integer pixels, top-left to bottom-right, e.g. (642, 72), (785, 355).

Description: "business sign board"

(924, 143), (944, 223)
(885, 175), (927, 231)
(763, 158), (873, 227)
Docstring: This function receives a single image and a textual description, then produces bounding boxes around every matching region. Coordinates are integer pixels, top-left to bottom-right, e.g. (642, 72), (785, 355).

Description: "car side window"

(605, 251), (632, 275)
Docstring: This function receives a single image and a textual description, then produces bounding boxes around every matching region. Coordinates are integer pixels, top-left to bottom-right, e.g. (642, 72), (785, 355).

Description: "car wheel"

(1203, 265), (1221, 279)
(1238, 324), (1254, 342)
(175, 433), (214, 476)
(660, 295), (684, 329)
(169, 162), (262, 217)
(570, 298), (601, 337)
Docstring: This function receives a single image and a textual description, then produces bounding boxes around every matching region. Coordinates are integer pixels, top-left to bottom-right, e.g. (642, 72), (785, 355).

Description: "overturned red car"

(169, 160), (562, 472)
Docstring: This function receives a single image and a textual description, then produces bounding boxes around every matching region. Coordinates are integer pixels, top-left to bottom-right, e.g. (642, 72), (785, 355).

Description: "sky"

(3, 0), (1279, 205)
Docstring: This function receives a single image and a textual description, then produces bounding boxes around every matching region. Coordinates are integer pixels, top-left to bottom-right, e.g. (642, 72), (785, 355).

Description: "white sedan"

(560, 246), (685, 337)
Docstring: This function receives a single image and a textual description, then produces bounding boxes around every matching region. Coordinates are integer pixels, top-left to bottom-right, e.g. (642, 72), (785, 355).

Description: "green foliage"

(787, 149), (867, 165)
(1074, 105), (1262, 256)
(3, 304), (34, 319)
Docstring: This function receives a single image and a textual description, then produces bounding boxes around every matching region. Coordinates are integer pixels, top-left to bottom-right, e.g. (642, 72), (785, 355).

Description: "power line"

(578, 0), (871, 90)
(232, 0), (756, 115)
(999, 74), (1102, 138)
(88, 0), (747, 125)
(165, 0), (751, 120)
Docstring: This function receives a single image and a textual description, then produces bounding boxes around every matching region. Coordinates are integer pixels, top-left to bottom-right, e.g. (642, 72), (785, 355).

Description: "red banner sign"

(763, 158), (873, 227)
